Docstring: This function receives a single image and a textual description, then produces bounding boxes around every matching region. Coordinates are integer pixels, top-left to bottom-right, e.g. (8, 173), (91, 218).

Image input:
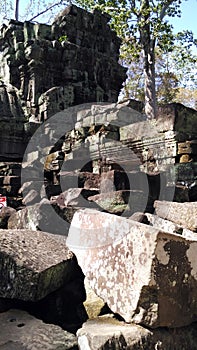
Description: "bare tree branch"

(15, 0), (20, 20)
(28, 0), (68, 22)
(160, 0), (175, 20)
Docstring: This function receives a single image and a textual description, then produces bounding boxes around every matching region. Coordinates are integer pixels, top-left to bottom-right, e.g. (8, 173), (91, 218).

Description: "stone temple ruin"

(0, 4), (197, 349)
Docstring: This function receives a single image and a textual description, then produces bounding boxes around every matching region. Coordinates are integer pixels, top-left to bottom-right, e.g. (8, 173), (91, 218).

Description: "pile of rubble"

(1, 199), (197, 349)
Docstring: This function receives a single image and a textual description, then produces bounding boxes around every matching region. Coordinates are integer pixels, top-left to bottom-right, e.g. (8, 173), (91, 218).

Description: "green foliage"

(175, 87), (197, 109)
(1, 0), (196, 112)
(76, 0), (185, 58)
(156, 71), (179, 103)
(76, 0), (197, 114)
(58, 34), (68, 42)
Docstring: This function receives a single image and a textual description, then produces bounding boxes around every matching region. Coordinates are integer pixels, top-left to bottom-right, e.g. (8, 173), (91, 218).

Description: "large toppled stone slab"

(67, 209), (197, 328)
(77, 315), (197, 350)
(0, 229), (80, 301)
(0, 309), (78, 349)
(154, 200), (197, 231)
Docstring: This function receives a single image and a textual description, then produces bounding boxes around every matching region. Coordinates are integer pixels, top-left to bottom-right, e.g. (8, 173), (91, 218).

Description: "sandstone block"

(0, 309), (78, 350)
(88, 191), (129, 214)
(99, 170), (130, 192)
(145, 212), (184, 234)
(56, 188), (98, 208)
(8, 201), (72, 235)
(145, 212), (197, 239)
(88, 190), (147, 214)
(154, 200), (197, 231)
(67, 209), (197, 328)
(0, 207), (16, 229)
(77, 315), (197, 350)
(0, 229), (80, 301)
(22, 189), (41, 205)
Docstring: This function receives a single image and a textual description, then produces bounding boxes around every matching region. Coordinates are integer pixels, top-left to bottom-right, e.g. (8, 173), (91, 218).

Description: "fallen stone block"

(145, 212), (197, 239)
(22, 189), (41, 205)
(0, 309), (78, 350)
(56, 188), (98, 208)
(60, 171), (101, 190)
(0, 207), (16, 229)
(154, 200), (197, 231)
(129, 212), (149, 224)
(0, 229), (81, 301)
(88, 190), (147, 215)
(88, 191), (129, 214)
(145, 212), (184, 234)
(77, 315), (197, 350)
(8, 201), (73, 235)
(67, 209), (197, 328)
(0, 276), (87, 334)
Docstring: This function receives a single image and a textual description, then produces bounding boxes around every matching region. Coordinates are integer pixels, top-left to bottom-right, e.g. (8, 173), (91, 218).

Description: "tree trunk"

(139, 0), (157, 119)
(15, 0), (20, 21)
(143, 41), (157, 119)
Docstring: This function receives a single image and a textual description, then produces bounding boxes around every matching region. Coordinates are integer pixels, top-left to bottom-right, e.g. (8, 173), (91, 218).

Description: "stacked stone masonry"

(0, 4), (126, 125)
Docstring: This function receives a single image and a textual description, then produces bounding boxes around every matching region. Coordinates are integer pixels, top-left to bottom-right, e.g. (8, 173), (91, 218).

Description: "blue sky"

(10, 0), (197, 36)
(18, 0), (197, 37)
(2, 0), (197, 46)
(169, 0), (197, 36)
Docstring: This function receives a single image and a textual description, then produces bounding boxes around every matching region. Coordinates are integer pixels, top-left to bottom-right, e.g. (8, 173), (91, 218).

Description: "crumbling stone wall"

(0, 5), (126, 124)
(0, 4), (126, 202)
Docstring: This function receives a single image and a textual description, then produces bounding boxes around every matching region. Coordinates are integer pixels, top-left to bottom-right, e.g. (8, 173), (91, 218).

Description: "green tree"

(175, 87), (197, 109)
(122, 41), (197, 105)
(76, 0), (197, 119)
(120, 53), (144, 100)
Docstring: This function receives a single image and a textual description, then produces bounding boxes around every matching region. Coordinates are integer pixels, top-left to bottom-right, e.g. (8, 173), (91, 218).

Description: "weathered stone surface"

(0, 5), (126, 123)
(88, 191), (129, 214)
(22, 189), (41, 205)
(88, 190), (147, 215)
(145, 212), (197, 239)
(0, 82), (26, 161)
(67, 209), (197, 328)
(154, 200), (197, 231)
(145, 212), (184, 234)
(56, 188), (98, 208)
(0, 206), (16, 229)
(157, 103), (197, 137)
(78, 172), (101, 190)
(77, 315), (197, 350)
(99, 170), (130, 192)
(21, 276), (87, 334)
(0, 274), (87, 334)
(0, 309), (78, 349)
(0, 229), (80, 301)
(8, 201), (74, 235)
(129, 211), (149, 224)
